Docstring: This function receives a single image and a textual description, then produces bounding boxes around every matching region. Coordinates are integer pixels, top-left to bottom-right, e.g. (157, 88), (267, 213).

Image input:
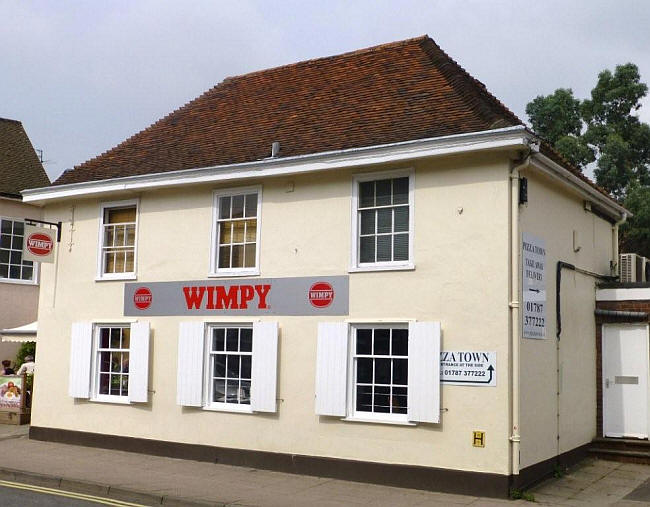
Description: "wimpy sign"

(124, 276), (349, 316)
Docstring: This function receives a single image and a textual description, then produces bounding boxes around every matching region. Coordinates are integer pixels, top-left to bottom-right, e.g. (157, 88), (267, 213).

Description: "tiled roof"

(55, 36), (524, 186)
(0, 118), (50, 196)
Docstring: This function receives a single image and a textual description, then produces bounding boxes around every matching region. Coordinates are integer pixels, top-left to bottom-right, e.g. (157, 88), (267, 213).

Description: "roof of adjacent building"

(0, 118), (50, 197)
(51, 35), (612, 206)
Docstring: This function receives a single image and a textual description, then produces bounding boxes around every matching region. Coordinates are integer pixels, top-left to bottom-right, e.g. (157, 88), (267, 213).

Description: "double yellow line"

(0, 479), (145, 506)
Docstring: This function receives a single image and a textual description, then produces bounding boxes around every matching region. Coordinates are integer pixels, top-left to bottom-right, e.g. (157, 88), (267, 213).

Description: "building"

(0, 118), (50, 362)
(22, 37), (627, 497)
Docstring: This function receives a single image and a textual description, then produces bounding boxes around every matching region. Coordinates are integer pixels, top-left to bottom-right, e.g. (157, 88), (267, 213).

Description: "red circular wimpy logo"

(309, 282), (334, 308)
(134, 287), (152, 310)
(26, 233), (53, 256)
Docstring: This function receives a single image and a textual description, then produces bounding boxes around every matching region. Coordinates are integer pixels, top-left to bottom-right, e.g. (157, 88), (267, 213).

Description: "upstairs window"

(0, 218), (35, 283)
(351, 170), (414, 271)
(211, 187), (261, 276)
(98, 200), (138, 279)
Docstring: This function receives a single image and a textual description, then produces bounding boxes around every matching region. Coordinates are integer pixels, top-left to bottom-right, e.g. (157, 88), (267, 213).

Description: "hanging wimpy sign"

(440, 351), (496, 387)
(522, 233), (546, 339)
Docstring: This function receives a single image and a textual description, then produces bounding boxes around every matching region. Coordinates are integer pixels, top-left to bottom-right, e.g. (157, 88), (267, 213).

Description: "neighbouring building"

(0, 118), (50, 362)
(22, 37), (628, 497)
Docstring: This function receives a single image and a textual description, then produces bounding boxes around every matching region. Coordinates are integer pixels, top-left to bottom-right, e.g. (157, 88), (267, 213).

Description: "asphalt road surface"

(0, 481), (143, 506)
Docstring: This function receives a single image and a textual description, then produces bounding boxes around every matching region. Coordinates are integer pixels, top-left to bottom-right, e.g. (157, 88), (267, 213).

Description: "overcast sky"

(3, 0), (650, 182)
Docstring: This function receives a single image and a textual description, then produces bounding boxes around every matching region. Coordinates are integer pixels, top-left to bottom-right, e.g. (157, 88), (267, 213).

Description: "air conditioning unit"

(620, 253), (649, 282)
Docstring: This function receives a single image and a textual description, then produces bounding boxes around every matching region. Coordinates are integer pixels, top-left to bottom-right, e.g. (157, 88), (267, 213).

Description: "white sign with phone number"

(440, 351), (496, 387)
(522, 233), (546, 339)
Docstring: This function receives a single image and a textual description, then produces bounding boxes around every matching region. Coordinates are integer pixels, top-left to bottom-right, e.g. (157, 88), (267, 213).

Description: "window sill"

(348, 263), (415, 273)
(208, 270), (260, 278)
(0, 278), (38, 286)
(341, 416), (416, 426)
(89, 396), (131, 405)
(202, 404), (254, 414)
(95, 274), (137, 282)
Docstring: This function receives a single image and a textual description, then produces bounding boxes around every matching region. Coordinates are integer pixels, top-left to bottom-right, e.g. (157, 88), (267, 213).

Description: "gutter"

(23, 126), (531, 203)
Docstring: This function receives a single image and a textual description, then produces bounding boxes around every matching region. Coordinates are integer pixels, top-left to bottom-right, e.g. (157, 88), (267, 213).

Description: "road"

(0, 481), (143, 506)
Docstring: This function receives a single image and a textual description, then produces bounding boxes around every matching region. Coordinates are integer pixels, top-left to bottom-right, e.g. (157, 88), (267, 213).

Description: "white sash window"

(97, 199), (139, 280)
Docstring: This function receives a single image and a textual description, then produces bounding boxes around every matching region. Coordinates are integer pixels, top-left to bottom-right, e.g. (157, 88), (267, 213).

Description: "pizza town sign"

(124, 276), (348, 316)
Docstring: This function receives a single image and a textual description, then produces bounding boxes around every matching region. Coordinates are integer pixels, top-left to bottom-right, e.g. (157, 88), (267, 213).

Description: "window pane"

(10, 251), (21, 264)
(227, 355), (240, 377)
(11, 235), (23, 249)
(240, 381), (251, 404)
(376, 235), (392, 262)
(218, 245), (231, 268)
(0, 220), (10, 234)
(110, 328), (121, 348)
(111, 353), (121, 372)
(359, 181), (374, 208)
(240, 328), (252, 352)
(219, 222), (232, 244)
(241, 356), (251, 379)
(100, 328), (110, 348)
(356, 329), (372, 354)
(21, 266), (33, 280)
(9, 266), (19, 279)
(214, 355), (226, 377)
(125, 251), (134, 272)
(0, 235), (10, 249)
(219, 196), (231, 219)
(99, 351), (110, 372)
(226, 328), (238, 351)
(213, 379), (225, 402)
(244, 244), (256, 268)
(392, 387), (407, 414)
(0, 250), (8, 263)
(360, 210), (375, 235)
(244, 193), (257, 217)
(391, 329), (408, 355)
(104, 227), (115, 247)
(106, 207), (135, 224)
(226, 380), (239, 403)
(356, 385), (372, 412)
(374, 385), (390, 413)
(245, 220), (257, 242)
(13, 221), (24, 235)
(374, 358), (391, 384)
(377, 208), (392, 234)
(357, 358), (372, 384)
(393, 359), (408, 385)
(394, 207), (409, 232)
(99, 373), (110, 395)
(0, 265), (7, 278)
(121, 375), (129, 396)
(113, 251), (125, 272)
(359, 236), (375, 263)
(374, 329), (390, 355)
(213, 328), (225, 351)
(121, 328), (130, 349)
(232, 221), (245, 243)
(232, 195), (244, 218)
(375, 179), (391, 206)
(125, 225), (136, 247)
(393, 234), (409, 261)
(122, 353), (130, 373)
(393, 177), (409, 204)
(231, 245), (244, 268)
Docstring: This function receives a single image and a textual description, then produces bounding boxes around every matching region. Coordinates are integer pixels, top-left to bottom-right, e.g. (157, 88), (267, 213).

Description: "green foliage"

(15, 341), (35, 369)
(510, 488), (535, 501)
(526, 62), (650, 256)
(553, 463), (568, 479)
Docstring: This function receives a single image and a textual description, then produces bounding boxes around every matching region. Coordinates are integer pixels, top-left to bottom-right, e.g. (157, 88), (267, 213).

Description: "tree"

(526, 63), (650, 257)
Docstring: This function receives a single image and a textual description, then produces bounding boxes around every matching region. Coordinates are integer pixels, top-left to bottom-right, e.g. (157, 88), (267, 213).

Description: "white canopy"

(1, 321), (37, 343)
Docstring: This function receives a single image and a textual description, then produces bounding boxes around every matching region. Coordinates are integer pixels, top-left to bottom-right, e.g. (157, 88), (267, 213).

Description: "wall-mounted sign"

(0, 375), (23, 411)
(124, 276), (349, 316)
(522, 233), (546, 339)
(440, 351), (496, 386)
(22, 225), (56, 263)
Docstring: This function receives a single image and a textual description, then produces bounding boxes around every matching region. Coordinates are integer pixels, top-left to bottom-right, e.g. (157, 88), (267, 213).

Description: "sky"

(2, 0), (650, 182)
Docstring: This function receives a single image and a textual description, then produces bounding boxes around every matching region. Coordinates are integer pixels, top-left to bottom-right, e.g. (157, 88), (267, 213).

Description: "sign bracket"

(23, 218), (62, 242)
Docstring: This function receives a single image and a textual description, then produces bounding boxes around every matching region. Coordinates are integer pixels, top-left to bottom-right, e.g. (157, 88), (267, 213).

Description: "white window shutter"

(250, 321), (279, 412)
(68, 322), (93, 399)
(407, 321), (441, 423)
(128, 321), (150, 403)
(176, 321), (205, 407)
(315, 322), (349, 416)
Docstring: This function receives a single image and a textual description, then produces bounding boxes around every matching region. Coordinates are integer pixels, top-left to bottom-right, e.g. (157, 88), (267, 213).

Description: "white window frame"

(0, 215), (39, 285)
(90, 323), (132, 404)
(345, 322), (411, 424)
(96, 198), (139, 281)
(209, 185), (262, 277)
(202, 322), (254, 414)
(349, 169), (415, 272)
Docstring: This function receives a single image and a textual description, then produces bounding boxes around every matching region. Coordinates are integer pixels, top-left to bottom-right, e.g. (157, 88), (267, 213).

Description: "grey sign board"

(124, 276), (349, 316)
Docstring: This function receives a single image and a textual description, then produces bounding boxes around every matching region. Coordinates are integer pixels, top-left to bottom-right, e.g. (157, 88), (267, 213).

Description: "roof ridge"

(222, 35), (430, 83)
(0, 117), (22, 124)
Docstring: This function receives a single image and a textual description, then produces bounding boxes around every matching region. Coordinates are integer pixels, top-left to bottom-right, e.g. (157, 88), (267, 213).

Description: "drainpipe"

(510, 152), (532, 477)
(612, 213), (627, 276)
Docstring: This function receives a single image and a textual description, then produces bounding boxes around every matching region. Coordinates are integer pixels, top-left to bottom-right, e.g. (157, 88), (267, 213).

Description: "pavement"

(0, 424), (649, 506)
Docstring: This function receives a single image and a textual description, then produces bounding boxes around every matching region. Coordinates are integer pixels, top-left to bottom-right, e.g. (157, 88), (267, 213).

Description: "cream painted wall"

(0, 198), (41, 363)
(518, 170), (612, 469)
(32, 152), (515, 474)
